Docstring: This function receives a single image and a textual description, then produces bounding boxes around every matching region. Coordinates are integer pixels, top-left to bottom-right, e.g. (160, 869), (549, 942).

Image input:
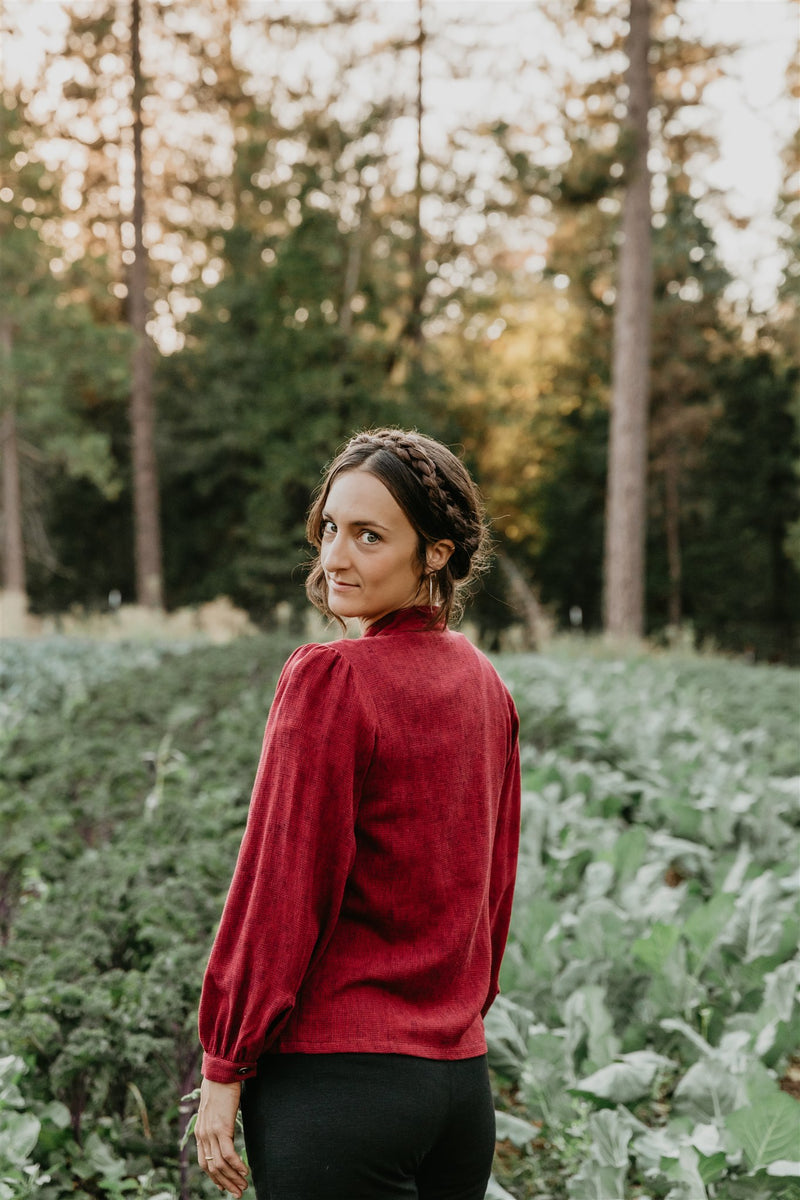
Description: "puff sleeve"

(198, 644), (376, 1083)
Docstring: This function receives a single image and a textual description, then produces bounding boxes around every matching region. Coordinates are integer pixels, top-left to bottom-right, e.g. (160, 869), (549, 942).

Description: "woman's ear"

(426, 539), (455, 572)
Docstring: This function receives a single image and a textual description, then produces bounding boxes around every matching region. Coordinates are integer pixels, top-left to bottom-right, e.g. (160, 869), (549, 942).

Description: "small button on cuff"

(237, 1067), (251, 1076)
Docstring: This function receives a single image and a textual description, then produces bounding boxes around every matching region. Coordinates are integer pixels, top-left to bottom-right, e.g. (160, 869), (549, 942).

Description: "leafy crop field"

(488, 648), (800, 1200)
(0, 635), (798, 1200)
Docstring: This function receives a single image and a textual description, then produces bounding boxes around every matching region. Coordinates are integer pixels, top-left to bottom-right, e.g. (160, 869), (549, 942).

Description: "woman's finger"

(196, 1138), (227, 1193)
(203, 1135), (247, 1197)
(216, 1132), (248, 1177)
(194, 1077), (246, 1194)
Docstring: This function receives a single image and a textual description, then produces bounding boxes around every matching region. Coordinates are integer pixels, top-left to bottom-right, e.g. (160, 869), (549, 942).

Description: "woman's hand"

(195, 1077), (249, 1197)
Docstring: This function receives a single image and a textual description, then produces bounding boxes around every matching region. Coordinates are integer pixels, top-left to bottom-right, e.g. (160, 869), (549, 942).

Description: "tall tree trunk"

(388, 0), (426, 388)
(129, 0), (163, 609)
(407, 0), (425, 359)
(0, 319), (27, 635)
(664, 427), (682, 628)
(339, 191), (364, 337)
(498, 551), (543, 650)
(603, 0), (652, 637)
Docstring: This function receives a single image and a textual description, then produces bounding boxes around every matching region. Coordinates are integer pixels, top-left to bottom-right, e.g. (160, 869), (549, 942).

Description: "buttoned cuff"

(202, 1051), (257, 1084)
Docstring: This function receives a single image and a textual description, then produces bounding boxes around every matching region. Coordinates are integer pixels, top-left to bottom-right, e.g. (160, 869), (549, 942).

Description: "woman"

(195, 429), (520, 1200)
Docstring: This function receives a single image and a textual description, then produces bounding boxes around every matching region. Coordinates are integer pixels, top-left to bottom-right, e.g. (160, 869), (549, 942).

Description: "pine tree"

(128, 0), (162, 608)
(522, 0), (737, 640)
(38, 0), (245, 610)
(0, 76), (129, 627)
(0, 324), (25, 634)
(603, 0), (652, 637)
(771, 52), (800, 574)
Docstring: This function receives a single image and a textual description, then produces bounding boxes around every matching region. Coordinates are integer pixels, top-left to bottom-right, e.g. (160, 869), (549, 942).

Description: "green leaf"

(610, 825), (649, 883)
(494, 1111), (538, 1148)
(633, 921), (681, 972)
(564, 984), (620, 1071)
(573, 1050), (673, 1104)
(661, 1016), (714, 1057)
(571, 899), (630, 962)
(664, 1145), (709, 1198)
(632, 1123), (684, 1169)
(567, 1162), (627, 1199)
(38, 1100), (71, 1130)
(0, 1057), (25, 1108)
(683, 891), (737, 960)
(587, 1108), (632, 1168)
(766, 1162), (800, 1178)
(83, 1131), (127, 1180)
(179, 1111), (198, 1151)
(712, 1178), (784, 1200)
(691, 1121), (725, 1159)
(672, 1059), (746, 1121)
(745, 1061), (784, 1106)
(0, 1111), (40, 1164)
(522, 1030), (574, 1126)
(726, 1093), (800, 1170)
(697, 1150), (728, 1184)
(719, 874), (785, 963)
(762, 960), (800, 1024)
(485, 1177), (516, 1200)
(484, 996), (531, 1080)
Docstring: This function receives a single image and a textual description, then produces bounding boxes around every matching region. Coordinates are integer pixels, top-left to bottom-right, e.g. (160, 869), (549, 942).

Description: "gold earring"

(428, 571), (435, 607)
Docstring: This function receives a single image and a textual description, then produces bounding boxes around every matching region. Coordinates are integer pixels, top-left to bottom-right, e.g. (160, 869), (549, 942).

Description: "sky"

(3, 0), (798, 310)
(680, 0), (798, 309)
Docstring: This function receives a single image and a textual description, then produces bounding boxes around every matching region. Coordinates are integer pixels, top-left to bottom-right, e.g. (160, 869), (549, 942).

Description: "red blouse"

(199, 607), (520, 1084)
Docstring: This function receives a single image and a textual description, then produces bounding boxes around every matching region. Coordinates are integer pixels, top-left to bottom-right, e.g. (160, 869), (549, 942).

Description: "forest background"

(2, 6), (800, 1199)
(1, 0), (799, 658)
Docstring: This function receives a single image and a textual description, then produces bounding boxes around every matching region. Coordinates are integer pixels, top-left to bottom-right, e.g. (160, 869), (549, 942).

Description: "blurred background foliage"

(1, 0), (799, 658)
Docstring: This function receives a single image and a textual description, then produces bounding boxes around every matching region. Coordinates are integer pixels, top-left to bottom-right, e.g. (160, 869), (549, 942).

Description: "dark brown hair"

(305, 428), (491, 630)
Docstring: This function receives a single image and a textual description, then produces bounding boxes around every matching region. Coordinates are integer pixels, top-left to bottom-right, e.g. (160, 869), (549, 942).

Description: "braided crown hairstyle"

(305, 429), (491, 630)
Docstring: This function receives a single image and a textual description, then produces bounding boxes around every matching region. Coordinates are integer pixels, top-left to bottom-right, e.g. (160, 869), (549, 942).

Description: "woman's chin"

(327, 594), (361, 619)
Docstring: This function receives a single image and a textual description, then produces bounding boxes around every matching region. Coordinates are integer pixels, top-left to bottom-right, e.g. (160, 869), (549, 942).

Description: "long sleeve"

(482, 702), (521, 1017)
(198, 644), (376, 1083)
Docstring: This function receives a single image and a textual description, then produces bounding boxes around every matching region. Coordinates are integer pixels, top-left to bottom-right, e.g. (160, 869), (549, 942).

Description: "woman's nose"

(321, 531), (350, 570)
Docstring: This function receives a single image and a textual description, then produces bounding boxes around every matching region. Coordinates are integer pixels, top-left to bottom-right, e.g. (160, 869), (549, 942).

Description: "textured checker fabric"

(199, 607), (521, 1084)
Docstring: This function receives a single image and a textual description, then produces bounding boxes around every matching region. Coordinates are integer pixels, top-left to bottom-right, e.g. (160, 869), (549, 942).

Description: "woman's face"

(319, 468), (431, 630)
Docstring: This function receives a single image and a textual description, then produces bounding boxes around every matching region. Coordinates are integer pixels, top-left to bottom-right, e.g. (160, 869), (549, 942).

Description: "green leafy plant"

(2, 636), (798, 1198)
(487, 647), (800, 1198)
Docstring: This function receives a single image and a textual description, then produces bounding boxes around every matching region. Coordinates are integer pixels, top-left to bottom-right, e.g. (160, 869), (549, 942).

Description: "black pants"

(240, 1053), (495, 1200)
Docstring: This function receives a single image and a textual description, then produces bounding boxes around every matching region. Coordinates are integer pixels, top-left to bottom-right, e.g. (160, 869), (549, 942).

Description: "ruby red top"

(198, 607), (521, 1084)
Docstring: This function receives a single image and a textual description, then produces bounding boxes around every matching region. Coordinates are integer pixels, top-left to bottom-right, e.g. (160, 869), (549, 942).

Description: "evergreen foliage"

(0, 86), (131, 606)
(1, 0), (798, 658)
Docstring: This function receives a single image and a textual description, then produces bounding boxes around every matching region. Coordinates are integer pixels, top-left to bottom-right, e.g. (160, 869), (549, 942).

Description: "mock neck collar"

(362, 606), (444, 638)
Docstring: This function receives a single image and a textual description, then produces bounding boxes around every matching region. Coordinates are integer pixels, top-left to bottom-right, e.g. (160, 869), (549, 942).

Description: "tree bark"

(0, 319), (27, 635)
(339, 192), (364, 337)
(129, 0), (163, 609)
(387, 0), (426, 388)
(406, 0), (425, 354)
(498, 551), (543, 650)
(663, 427), (682, 628)
(603, 0), (652, 637)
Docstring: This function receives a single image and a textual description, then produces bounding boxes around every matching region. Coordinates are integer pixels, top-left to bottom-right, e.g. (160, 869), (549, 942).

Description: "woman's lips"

(328, 579), (358, 591)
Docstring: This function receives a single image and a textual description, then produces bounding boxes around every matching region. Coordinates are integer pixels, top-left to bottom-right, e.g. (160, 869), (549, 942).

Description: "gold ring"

(205, 1157), (215, 1162)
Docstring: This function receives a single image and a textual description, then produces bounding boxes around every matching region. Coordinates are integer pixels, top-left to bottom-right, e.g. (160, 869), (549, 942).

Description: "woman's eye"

(321, 520), (336, 536)
(360, 530), (380, 544)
